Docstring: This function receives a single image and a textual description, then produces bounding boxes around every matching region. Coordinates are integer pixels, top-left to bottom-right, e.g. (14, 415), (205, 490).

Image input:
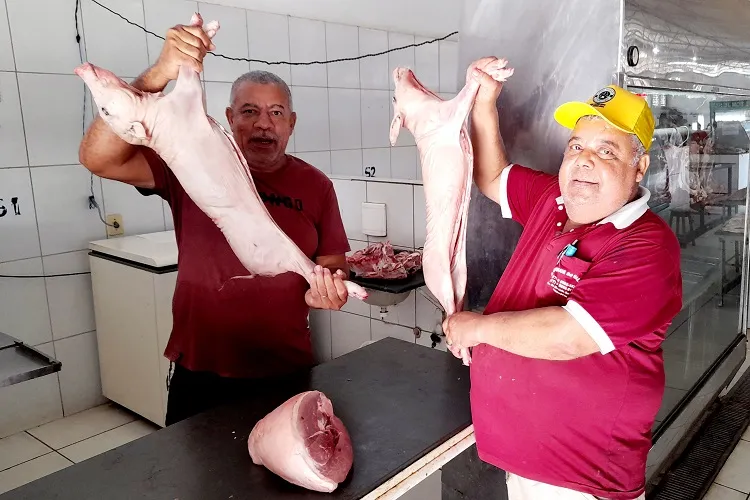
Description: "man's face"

(558, 118), (650, 225)
(226, 82), (296, 171)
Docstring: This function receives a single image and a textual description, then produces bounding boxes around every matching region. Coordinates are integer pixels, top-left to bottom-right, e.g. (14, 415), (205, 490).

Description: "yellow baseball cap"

(554, 85), (655, 150)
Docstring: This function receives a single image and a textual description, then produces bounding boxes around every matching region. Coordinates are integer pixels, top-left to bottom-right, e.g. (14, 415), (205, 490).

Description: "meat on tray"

(347, 241), (422, 279)
(248, 391), (353, 493)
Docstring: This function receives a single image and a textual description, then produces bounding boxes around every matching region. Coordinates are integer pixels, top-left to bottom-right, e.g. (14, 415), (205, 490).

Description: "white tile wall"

(82, 0), (148, 78)
(325, 23), (359, 89)
(100, 178), (166, 236)
(0, 72), (28, 168)
(5, 0), (84, 74)
(142, 0), (199, 68)
(54, 332), (107, 415)
(359, 28), (389, 90)
(0, 168), (40, 262)
(289, 17), (327, 87)
(0, 1), (14, 72)
(18, 74), (83, 167)
(292, 86), (330, 151)
(329, 88), (362, 150)
(247, 11), (291, 85)
(0, 0), (459, 436)
(295, 151), (332, 174)
(30, 165), (105, 256)
(199, 3), (250, 82)
(43, 252), (96, 341)
(331, 149), (363, 177)
(0, 258), (52, 346)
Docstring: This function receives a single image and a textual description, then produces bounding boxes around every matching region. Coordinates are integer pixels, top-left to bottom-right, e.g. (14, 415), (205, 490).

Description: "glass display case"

(631, 86), (750, 435)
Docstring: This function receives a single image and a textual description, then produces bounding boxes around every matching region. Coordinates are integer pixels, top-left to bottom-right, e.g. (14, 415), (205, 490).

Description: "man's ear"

(126, 121), (149, 145)
(289, 111), (297, 133)
(226, 106), (234, 128)
(389, 112), (403, 146)
(635, 153), (650, 183)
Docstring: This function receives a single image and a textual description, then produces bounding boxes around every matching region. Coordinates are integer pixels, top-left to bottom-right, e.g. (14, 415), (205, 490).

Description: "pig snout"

(73, 62), (95, 79)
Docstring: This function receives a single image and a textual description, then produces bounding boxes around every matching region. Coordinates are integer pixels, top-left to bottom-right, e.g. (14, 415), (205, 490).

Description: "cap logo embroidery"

(591, 87), (616, 107)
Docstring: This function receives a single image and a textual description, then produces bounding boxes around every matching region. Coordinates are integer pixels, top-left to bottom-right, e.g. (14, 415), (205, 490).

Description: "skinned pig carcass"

(389, 60), (514, 365)
(74, 13), (367, 302)
(248, 391), (353, 492)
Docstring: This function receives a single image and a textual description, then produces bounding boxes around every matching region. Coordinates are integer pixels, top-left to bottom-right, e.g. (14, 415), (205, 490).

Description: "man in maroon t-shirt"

(441, 58), (682, 499)
(79, 21), (350, 424)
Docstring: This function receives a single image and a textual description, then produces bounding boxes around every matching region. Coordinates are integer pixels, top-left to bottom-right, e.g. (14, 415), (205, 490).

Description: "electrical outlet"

(106, 214), (124, 237)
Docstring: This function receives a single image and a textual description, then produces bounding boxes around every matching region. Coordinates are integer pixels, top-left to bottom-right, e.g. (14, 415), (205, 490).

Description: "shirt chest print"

(546, 265), (582, 298)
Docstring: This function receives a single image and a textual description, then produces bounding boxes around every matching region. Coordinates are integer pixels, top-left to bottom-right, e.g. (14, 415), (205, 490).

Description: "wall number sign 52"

(0, 197), (21, 217)
(364, 165), (376, 177)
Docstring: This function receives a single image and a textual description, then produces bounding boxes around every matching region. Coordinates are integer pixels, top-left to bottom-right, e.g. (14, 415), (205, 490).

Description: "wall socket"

(106, 214), (124, 237)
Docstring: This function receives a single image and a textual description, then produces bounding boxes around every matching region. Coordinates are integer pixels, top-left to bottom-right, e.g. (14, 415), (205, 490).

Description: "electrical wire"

(0, 272), (91, 278)
(89, 0), (458, 66)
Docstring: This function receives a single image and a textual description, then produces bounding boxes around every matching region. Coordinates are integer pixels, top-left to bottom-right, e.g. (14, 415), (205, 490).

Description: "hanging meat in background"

(248, 391), (354, 493)
(73, 13), (367, 302)
(389, 60), (514, 365)
(347, 241), (422, 279)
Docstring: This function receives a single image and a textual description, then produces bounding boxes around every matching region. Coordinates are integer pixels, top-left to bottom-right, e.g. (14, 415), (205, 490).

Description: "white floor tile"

(0, 432), (53, 472)
(27, 403), (135, 450)
(704, 483), (748, 500)
(58, 420), (157, 463)
(0, 452), (72, 495)
(716, 439), (750, 493)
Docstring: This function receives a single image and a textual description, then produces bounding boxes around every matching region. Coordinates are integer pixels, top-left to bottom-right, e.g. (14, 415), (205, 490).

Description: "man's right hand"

(466, 56), (506, 107)
(152, 21), (216, 82)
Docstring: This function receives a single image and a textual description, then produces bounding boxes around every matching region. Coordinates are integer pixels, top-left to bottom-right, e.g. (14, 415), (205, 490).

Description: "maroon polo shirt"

(471, 164), (682, 499)
(138, 150), (350, 379)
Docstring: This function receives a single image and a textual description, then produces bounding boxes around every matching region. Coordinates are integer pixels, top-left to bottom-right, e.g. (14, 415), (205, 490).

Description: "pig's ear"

(389, 112), (403, 146)
(126, 122), (149, 144)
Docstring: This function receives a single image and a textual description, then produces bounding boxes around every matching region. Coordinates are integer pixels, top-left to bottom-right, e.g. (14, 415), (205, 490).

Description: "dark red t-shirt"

(138, 151), (350, 379)
(471, 165), (682, 499)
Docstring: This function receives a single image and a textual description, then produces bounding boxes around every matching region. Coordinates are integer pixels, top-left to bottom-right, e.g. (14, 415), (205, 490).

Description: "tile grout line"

(32, 415), (139, 453)
(713, 481), (750, 495)
(0, 450), (57, 474)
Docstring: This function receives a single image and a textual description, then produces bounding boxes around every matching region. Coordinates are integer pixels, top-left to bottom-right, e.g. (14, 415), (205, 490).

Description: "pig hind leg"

(297, 392), (353, 484)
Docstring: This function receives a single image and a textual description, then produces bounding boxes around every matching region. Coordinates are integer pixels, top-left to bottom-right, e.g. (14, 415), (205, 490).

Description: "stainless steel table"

(0, 331), (62, 387)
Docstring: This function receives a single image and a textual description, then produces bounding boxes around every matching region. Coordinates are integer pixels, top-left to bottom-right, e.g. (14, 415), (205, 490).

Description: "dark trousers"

(165, 363), (310, 426)
(441, 445), (508, 500)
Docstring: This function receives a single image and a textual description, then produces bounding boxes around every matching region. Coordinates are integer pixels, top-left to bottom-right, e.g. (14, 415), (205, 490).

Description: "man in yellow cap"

(441, 57), (682, 500)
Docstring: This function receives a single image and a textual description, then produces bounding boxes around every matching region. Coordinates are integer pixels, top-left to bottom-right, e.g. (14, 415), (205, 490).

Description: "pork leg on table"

(389, 60), (514, 365)
(74, 13), (367, 301)
(248, 391), (353, 492)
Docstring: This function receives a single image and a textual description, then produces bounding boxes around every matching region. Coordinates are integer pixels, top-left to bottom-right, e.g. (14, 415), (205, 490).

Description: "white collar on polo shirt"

(554, 186), (651, 230)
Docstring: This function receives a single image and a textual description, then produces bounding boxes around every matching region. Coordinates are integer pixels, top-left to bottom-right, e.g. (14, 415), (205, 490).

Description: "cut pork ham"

(248, 391), (354, 492)
(347, 241), (422, 279)
(389, 61), (514, 365)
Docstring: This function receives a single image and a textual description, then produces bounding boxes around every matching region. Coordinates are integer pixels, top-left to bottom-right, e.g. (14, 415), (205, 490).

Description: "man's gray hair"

(578, 115), (647, 166)
(229, 70), (293, 111)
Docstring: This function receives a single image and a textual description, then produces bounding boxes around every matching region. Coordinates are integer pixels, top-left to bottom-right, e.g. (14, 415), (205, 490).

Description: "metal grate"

(649, 367), (750, 500)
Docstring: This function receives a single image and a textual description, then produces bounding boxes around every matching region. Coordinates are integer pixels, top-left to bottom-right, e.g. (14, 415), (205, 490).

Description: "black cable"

(89, 0), (458, 66)
(76, 0), (116, 229)
(0, 272), (91, 278)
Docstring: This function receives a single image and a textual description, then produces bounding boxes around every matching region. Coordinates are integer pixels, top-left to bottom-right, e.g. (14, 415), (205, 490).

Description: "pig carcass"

(347, 241), (422, 279)
(74, 13), (367, 301)
(389, 61), (513, 365)
(248, 391), (353, 492)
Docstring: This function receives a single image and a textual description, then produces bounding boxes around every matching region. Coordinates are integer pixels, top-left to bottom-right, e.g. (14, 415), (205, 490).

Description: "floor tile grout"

(0, 450), (56, 474)
(46, 419), (138, 452)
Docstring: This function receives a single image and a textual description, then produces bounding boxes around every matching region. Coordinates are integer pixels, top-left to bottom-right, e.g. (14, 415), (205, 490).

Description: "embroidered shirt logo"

(547, 266), (582, 298)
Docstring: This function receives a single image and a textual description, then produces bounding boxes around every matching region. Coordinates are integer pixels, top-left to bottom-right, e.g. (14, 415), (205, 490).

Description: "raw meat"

(74, 13), (367, 301)
(248, 390), (353, 492)
(347, 241), (422, 279)
(389, 61), (514, 365)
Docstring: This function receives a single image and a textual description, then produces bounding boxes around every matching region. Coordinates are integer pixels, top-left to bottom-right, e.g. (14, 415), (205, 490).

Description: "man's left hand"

(443, 311), (485, 351)
(305, 265), (349, 311)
